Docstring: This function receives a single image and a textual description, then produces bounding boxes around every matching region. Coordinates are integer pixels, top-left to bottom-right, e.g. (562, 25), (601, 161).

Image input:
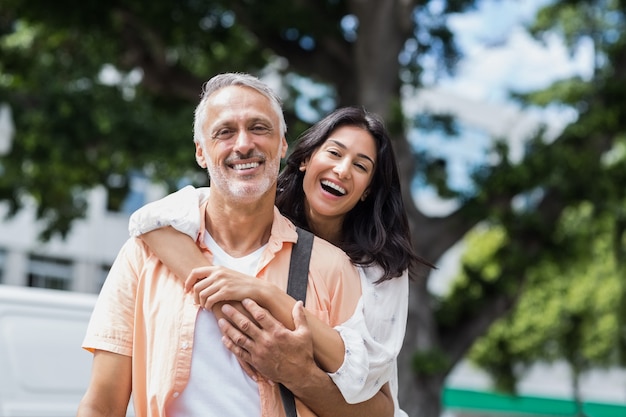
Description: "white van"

(0, 285), (135, 417)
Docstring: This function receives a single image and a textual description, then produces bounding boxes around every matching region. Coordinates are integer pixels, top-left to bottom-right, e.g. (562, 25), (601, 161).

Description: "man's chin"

(226, 184), (273, 202)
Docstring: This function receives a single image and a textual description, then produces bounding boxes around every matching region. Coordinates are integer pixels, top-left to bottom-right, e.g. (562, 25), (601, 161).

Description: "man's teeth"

(233, 162), (260, 170)
(321, 180), (346, 195)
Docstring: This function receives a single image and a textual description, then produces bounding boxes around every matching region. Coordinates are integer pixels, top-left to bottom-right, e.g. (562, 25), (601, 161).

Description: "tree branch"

(112, 8), (203, 101)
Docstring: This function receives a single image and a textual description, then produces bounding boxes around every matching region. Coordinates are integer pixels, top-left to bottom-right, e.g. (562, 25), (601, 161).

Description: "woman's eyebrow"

(328, 139), (375, 165)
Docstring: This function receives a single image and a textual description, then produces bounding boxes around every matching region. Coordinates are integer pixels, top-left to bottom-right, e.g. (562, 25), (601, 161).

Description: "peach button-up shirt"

(83, 204), (361, 417)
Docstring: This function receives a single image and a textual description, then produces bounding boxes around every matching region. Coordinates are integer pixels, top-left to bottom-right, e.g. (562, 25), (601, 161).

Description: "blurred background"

(1, 0), (625, 416)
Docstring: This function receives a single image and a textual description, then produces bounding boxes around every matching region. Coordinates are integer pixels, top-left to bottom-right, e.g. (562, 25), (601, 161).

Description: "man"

(76, 73), (383, 417)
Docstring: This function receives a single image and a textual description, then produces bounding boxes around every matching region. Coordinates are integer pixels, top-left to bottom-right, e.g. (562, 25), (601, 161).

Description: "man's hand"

(219, 299), (395, 417)
(218, 299), (315, 386)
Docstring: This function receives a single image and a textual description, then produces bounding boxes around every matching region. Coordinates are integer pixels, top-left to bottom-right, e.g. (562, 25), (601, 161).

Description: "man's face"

(195, 85), (288, 203)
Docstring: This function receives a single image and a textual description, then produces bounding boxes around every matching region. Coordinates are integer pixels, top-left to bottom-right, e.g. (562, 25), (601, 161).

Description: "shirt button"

(181, 342), (189, 349)
(173, 392), (180, 398)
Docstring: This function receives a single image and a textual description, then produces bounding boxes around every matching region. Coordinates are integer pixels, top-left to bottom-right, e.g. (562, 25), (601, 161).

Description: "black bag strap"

(279, 227), (314, 417)
(286, 227), (314, 303)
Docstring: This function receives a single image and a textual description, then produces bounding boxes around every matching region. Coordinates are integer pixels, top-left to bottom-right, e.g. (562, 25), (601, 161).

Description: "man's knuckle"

(239, 319), (250, 331)
(235, 335), (247, 346)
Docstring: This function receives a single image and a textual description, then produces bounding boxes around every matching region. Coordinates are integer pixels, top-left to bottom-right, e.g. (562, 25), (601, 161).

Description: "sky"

(1, 0), (595, 218)
(408, 0), (594, 218)
(442, 0), (593, 101)
(413, 0), (595, 295)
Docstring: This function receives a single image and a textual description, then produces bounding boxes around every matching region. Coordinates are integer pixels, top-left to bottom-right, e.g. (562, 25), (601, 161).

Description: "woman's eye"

(327, 149), (341, 157)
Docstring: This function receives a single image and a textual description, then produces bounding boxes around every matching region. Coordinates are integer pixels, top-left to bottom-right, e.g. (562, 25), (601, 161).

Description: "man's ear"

(280, 136), (288, 158)
(195, 141), (207, 168)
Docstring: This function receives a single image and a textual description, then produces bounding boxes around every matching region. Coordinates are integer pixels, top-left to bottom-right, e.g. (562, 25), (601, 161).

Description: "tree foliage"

(2, 1), (626, 416)
(455, 0), (626, 409)
(467, 205), (624, 390)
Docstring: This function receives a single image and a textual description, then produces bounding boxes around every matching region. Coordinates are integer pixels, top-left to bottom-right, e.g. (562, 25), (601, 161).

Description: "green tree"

(1, 1), (626, 417)
(464, 205), (623, 415)
(460, 0), (626, 413)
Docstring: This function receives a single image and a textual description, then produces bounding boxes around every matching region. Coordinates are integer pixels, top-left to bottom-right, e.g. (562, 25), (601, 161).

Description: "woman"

(129, 107), (433, 416)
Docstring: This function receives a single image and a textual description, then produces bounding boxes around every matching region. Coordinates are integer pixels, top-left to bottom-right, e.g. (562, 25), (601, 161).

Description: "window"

(0, 248), (6, 284)
(97, 264), (111, 292)
(106, 170), (148, 215)
(28, 255), (73, 291)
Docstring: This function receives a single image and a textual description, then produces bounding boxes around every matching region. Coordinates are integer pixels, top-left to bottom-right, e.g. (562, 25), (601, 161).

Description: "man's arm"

(219, 300), (394, 417)
(141, 227), (346, 372)
(76, 350), (132, 417)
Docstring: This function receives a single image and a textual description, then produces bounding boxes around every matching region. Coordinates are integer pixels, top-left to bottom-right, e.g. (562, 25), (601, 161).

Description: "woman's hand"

(185, 266), (269, 310)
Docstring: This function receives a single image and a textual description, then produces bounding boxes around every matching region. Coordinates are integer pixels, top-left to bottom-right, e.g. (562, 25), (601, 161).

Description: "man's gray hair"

(193, 72), (287, 143)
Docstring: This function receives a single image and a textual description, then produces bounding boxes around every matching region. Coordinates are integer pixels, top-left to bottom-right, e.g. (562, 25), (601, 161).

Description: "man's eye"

(214, 129), (235, 139)
(251, 125), (270, 134)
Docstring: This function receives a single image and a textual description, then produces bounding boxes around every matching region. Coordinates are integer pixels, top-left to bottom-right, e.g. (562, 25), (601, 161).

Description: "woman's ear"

(360, 189), (370, 202)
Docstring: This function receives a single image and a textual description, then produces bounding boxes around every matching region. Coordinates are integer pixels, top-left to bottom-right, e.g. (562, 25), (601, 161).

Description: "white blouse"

(129, 186), (408, 415)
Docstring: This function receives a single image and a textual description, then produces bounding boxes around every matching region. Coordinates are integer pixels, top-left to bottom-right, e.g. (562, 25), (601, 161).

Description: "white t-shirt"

(167, 231), (266, 417)
(130, 185), (409, 415)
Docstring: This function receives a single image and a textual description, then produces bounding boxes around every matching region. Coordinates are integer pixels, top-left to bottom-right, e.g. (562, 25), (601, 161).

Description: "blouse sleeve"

(127, 185), (209, 240)
(328, 266), (409, 403)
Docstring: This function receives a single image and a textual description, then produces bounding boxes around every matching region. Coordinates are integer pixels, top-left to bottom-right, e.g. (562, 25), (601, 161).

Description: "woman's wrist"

(255, 280), (279, 308)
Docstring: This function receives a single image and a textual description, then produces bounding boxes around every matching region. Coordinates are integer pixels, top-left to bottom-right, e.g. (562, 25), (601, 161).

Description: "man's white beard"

(206, 147), (282, 203)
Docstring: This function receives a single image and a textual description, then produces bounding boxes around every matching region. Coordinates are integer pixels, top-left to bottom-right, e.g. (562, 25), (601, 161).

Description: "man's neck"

(204, 193), (275, 258)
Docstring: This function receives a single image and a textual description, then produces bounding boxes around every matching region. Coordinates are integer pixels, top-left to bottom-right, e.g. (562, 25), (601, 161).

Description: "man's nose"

(233, 130), (255, 154)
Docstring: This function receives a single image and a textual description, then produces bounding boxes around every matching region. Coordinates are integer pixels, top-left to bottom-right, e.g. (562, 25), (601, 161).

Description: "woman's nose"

(333, 159), (351, 179)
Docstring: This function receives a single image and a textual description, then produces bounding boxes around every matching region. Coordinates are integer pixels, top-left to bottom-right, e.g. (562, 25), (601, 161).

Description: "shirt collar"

(196, 201), (298, 251)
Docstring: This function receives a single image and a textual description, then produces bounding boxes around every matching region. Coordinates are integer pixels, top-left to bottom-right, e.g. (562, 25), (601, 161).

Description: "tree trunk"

(397, 266), (446, 417)
(400, 373), (445, 417)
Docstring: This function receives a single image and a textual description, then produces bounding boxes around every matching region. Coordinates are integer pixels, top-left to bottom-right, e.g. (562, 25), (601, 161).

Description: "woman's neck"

(309, 220), (343, 247)
(303, 200), (344, 246)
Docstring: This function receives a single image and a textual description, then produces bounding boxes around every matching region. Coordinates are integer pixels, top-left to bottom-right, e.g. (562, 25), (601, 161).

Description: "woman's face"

(301, 125), (377, 224)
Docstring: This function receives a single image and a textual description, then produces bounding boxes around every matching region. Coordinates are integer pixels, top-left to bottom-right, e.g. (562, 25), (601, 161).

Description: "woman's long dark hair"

(276, 107), (433, 282)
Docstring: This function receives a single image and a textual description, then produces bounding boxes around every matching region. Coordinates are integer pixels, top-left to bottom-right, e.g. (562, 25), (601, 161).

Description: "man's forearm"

(218, 299), (394, 417)
(287, 366), (394, 417)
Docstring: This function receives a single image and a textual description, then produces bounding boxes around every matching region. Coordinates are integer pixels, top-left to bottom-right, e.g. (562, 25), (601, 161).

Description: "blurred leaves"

(3, 1), (626, 414)
(467, 204), (624, 393)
